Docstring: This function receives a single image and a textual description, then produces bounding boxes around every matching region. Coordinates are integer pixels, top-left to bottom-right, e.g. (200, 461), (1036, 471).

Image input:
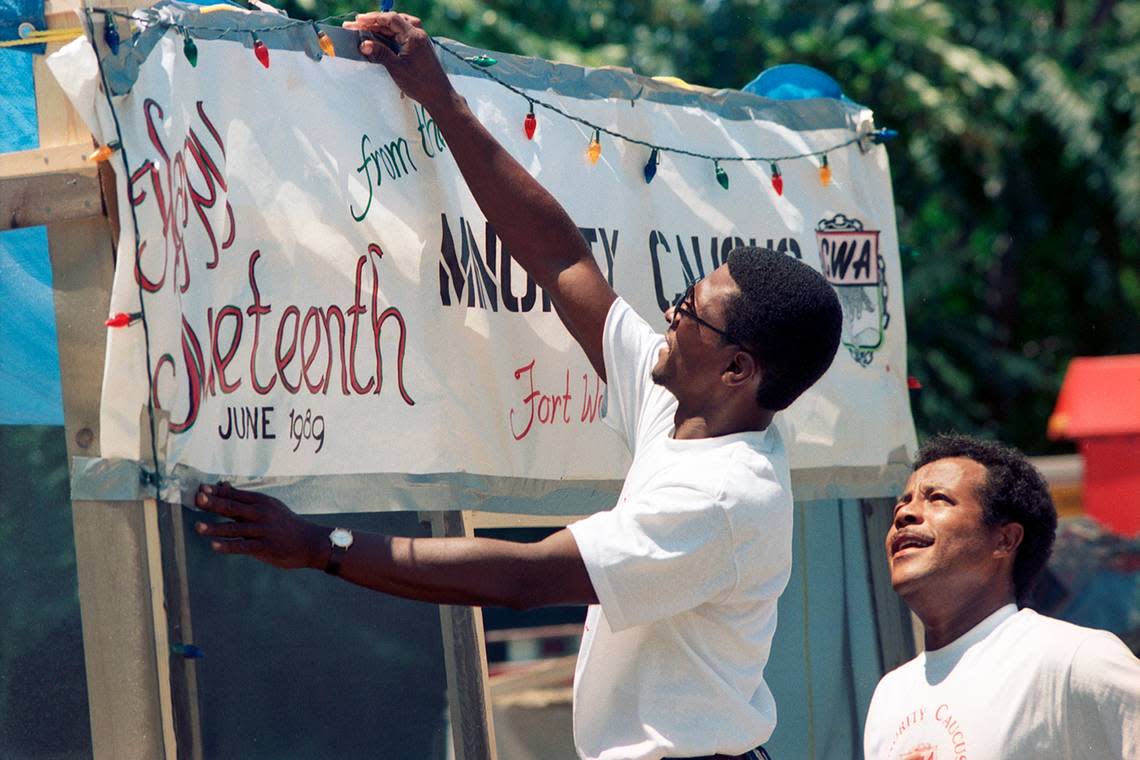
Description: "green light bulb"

(183, 33), (198, 67)
(715, 162), (729, 190)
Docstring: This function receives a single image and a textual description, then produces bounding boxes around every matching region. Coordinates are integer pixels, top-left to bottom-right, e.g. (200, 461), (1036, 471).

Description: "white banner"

(50, 4), (916, 506)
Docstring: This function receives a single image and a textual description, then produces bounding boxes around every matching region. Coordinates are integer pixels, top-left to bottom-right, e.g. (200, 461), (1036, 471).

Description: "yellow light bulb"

(86, 143), (117, 163)
(318, 31), (335, 58)
(586, 130), (601, 165)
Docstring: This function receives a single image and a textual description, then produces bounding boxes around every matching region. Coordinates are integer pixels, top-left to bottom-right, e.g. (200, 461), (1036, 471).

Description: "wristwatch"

(325, 527), (354, 576)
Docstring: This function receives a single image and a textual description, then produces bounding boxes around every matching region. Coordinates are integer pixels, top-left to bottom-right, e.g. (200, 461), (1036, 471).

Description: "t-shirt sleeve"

(568, 482), (737, 632)
(1066, 631), (1140, 758)
(601, 297), (667, 449)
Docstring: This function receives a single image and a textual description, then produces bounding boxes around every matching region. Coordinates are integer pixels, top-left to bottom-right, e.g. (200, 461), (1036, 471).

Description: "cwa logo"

(816, 214), (890, 366)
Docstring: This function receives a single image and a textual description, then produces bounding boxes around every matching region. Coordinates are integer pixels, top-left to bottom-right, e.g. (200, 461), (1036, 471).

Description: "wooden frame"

(3, 4), (502, 757)
(14, 5), (197, 758)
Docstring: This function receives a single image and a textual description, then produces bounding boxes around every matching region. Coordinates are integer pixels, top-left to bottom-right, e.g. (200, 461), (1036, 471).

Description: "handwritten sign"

(49, 15), (916, 504)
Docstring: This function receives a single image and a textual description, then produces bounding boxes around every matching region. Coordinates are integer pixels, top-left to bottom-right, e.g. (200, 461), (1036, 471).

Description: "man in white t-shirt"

(864, 434), (1140, 760)
(194, 11), (843, 759)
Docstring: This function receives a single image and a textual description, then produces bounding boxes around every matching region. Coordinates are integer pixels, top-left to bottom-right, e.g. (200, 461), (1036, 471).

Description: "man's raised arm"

(346, 12), (616, 380)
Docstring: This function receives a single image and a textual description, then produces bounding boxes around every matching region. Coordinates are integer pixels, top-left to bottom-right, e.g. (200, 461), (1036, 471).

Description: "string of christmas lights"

(430, 36), (895, 193)
(86, 5), (897, 196)
(82, 5), (165, 499)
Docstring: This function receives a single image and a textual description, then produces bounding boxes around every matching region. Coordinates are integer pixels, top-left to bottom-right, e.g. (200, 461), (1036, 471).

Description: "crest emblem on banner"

(816, 214), (890, 366)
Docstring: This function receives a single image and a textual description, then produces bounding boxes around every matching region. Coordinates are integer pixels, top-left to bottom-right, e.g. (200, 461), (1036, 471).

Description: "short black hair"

(724, 247), (842, 410)
(914, 433), (1057, 605)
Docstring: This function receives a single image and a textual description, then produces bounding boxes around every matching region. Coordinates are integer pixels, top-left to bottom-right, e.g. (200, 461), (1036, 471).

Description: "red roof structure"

(1048, 355), (1140, 440)
(1048, 355), (1140, 536)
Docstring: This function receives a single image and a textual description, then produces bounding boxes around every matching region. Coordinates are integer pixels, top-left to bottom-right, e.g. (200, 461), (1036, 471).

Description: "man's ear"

(722, 350), (760, 389)
(994, 521), (1024, 559)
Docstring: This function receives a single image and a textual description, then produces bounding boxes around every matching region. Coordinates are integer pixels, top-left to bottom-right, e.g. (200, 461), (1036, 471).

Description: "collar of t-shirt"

(921, 603), (1018, 684)
(663, 427), (772, 454)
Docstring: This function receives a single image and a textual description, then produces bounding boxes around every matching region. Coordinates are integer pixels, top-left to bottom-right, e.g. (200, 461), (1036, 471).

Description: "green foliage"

(296, 0), (1139, 453)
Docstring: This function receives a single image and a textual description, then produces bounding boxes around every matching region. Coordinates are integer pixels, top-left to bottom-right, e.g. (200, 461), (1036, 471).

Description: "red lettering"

(153, 316), (205, 433)
(246, 250), (276, 395)
(347, 255), (375, 395)
(508, 361), (581, 439)
(128, 98), (232, 294)
(322, 306), (350, 395)
(368, 244), (414, 406)
(580, 373), (604, 422)
(300, 307), (327, 393)
(211, 305), (243, 393)
(155, 242), (415, 427)
(562, 370), (572, 423)
(509, 360), (539, 440)
(275, 305), (302, 394)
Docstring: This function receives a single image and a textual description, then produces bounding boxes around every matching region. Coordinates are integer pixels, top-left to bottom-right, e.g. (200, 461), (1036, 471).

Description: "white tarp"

(49, 3), (916, 509)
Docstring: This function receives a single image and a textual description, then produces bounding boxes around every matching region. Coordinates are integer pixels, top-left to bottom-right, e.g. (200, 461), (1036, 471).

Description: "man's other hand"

(344, 12), (453, 111)
(195, 483), (324, 570)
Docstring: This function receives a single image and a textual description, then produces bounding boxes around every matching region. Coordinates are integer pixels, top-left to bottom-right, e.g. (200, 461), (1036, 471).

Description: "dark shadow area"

(0, 425), (93, 760)
(477, 527), (587, 664)
(185, 508), (450, 759)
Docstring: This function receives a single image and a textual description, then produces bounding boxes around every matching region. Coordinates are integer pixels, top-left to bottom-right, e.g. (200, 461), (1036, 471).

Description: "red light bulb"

(105, 311), (139, 328)
(252, 34), (270, 69)
(770, 162), (783, 196)
(523, 110), (536, 140)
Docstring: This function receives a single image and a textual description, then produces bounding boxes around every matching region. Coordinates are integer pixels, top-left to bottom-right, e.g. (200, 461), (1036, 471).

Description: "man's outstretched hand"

(195, 483), (325, 570)
(344, 12), (454, 111)
(343, 10), (614, 382)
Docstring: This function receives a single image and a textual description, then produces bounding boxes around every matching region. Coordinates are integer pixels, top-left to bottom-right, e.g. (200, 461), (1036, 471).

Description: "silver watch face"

(329, 527), (354, 549)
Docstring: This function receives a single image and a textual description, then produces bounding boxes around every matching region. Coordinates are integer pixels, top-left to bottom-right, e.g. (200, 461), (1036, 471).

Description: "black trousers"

(674, 747), (771, 760)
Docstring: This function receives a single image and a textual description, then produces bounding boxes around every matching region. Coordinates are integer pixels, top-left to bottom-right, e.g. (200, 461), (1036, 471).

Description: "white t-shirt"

(863, 604), (1140, 760)
(567, 298), (794, 760)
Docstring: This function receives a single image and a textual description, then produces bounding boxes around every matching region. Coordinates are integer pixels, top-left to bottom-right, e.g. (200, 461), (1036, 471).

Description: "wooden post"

(48, 215), (172, 759)
(430, 511), (498, 760)
(26, 2), (200, 757)
(159, 499), (205, 760)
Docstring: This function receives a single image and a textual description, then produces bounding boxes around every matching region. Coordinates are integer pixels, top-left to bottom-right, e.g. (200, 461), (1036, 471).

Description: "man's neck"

(914, 593), (1015, 651)
(673, 407), (774, 440)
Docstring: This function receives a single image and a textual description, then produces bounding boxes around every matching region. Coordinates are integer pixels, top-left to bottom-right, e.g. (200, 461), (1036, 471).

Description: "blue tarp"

(0, 0), (45, 52)
(0, 45), (62, 425)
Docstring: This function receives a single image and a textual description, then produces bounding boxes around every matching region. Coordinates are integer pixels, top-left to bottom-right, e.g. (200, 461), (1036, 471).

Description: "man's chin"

(889, 567), (931, 603)
(650, 348), (670, 386)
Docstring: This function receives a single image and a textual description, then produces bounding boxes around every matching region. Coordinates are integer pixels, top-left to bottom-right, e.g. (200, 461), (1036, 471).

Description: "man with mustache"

(195, 10), (843, 760)
(864, 434), (1139, 759)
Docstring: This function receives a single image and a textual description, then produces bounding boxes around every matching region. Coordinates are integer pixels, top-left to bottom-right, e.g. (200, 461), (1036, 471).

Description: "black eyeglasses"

(670, 280), (750, 349)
